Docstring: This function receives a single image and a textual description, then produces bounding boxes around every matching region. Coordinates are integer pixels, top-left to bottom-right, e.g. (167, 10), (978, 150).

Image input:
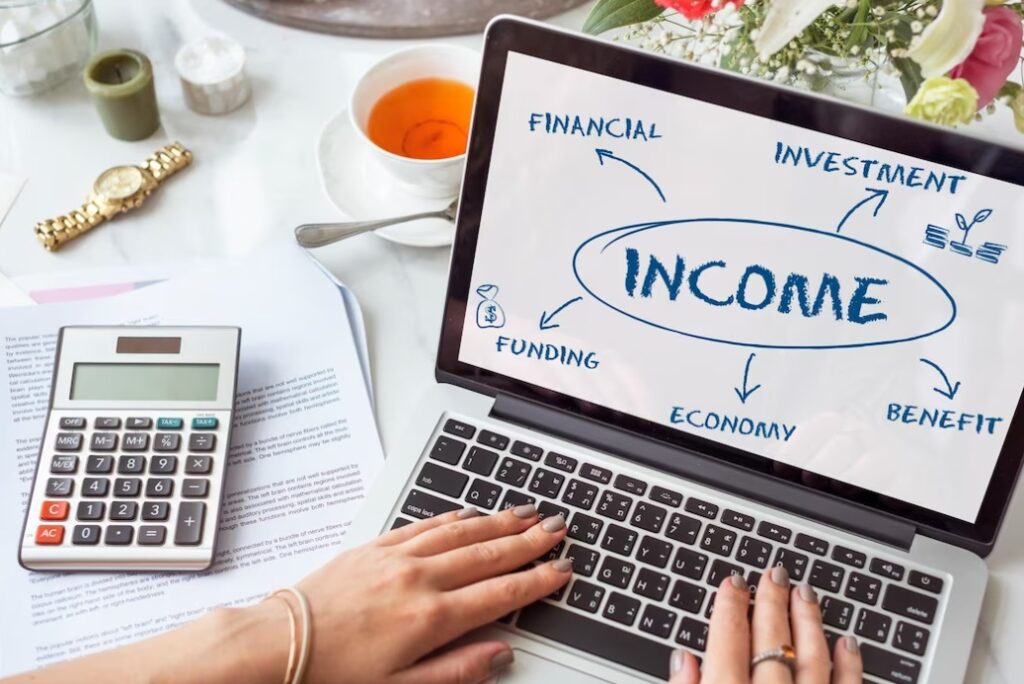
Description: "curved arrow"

(919, 358), (960, 400)
(540, 297), (583, 330)
(596, 149), (666, 203)
(836, 187), (889, 233)
(734, 352), (762, 404)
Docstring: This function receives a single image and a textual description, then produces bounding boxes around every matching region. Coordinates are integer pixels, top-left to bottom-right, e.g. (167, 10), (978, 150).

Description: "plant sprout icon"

(923, 208), (1006, 265)
(949, 208), (992, 256)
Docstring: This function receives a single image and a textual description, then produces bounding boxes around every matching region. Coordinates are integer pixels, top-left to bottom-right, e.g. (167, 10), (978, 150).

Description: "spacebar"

(516, 602), (672, 679)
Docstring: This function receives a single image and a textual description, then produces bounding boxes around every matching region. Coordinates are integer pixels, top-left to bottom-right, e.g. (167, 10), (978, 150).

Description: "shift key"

(402, 489), (461, 519)
(175, 502), (206, 545)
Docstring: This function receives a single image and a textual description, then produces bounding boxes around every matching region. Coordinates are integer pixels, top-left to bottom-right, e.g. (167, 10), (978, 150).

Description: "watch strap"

(141, 142), (193, 183)
(34, 201), (106, 252)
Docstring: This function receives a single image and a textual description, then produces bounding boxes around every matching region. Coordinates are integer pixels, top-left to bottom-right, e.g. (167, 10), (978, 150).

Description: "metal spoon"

(294, 198), (459, 248)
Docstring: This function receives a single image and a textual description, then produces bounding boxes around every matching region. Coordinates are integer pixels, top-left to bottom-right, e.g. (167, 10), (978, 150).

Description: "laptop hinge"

(490, 394), (916, 551)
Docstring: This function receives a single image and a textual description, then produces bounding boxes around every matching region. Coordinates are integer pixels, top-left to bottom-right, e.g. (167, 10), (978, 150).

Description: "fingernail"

(798, 583), (818, 603)
(669, 649), (686, 676)
(490, 648), (515, 672)
(457, 506), (478, 519)
(770, 565), (790, 587)
(513, 504), (537, 519)
(541, 514), (566, 532)
(843, 635), (860, 654)
(552, 558), (573, 573)
(729, 574), (747, 590)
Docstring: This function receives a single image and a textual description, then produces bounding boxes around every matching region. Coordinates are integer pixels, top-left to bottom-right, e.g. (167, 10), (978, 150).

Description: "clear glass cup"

(0, 0), (98, 96)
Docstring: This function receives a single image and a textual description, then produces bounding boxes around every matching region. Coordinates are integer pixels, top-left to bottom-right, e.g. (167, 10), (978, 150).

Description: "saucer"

(316, 108), (457, 248)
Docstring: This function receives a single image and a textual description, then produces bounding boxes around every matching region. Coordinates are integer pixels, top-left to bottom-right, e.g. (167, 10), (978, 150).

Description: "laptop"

(349, 16), (1024, 683)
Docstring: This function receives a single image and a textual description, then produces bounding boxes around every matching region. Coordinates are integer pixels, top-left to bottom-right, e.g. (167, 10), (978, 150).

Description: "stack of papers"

(0, 243), (385, 676)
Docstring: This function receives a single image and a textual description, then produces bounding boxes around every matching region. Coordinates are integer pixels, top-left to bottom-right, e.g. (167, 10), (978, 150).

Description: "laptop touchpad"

(498, 649), (613, 683)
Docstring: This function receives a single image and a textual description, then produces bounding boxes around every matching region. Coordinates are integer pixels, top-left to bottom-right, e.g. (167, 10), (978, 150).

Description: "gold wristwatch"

(34, 142), (193, 251)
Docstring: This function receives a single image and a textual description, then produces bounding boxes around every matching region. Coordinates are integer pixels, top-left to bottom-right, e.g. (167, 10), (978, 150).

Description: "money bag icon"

(475, 284), (506, 329)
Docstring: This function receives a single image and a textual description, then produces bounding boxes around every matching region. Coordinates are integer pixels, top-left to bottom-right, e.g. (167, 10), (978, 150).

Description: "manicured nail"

(552, 558), (573, 573)
(729, 574), (747, 590)
(541, 514), (566, 532)
(669, 649), (686, 676)
(798, 584), (818, 603)
(457, 506), (478, 519)
(490, 648), (515, 672)
(770, 565), (790, 587)
(843, 635), (860, 654)
(513, 504), (537, 519)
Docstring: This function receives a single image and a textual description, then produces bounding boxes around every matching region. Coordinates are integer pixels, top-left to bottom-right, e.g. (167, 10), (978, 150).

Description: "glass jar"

(0, 0), (98, 96)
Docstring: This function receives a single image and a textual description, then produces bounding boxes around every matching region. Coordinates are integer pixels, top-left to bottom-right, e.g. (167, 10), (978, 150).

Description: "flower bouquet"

(582, 0), (1024, 133)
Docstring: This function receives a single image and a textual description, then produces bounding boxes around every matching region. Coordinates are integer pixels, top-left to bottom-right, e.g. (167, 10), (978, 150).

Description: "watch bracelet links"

(142, 142), (193, 181)
(33, 201), (105, 252)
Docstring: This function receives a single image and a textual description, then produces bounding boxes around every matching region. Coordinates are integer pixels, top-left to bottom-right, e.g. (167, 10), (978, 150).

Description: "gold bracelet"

(268, 587), (312, 684)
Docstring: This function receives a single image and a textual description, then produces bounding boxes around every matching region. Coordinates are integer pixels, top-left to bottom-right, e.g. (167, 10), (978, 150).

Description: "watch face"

(93, 166), (144, 200)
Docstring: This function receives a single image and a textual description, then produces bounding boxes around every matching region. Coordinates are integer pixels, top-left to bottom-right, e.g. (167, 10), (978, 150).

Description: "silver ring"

(751, 644), (797, 672)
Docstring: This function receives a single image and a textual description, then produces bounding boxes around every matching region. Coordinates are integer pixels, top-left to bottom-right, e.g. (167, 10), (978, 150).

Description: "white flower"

(754, 0), (842, 59)
(907, 0), (986, 78)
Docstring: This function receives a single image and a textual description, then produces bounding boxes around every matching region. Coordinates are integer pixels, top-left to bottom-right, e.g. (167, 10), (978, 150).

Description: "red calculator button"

(40, 500), (69, 521)
(35, 525), (64, 544)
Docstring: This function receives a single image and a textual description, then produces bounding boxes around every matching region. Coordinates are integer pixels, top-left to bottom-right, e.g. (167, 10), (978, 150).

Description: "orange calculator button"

(35, 525), (64, 544)
(40, 500), (69, 521)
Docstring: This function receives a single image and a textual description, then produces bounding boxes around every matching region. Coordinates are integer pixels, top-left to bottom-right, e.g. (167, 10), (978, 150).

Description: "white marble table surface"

(1, 1), (1022, 681)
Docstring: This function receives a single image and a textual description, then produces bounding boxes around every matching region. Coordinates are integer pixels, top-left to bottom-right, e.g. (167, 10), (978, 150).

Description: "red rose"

(655, 0), (742, 21)
(949, 7), (1024, 108)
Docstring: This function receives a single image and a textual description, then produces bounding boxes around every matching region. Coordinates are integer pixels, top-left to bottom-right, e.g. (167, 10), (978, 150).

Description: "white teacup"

(349, 45), (480, 199)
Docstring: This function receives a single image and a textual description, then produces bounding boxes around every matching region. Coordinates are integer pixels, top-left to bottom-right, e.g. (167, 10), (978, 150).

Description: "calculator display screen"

(70, 363), (220, 401)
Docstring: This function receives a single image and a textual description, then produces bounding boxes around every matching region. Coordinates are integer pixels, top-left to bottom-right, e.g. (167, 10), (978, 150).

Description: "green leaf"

(582, 0), (665, 35)
(891, 56), (923, 104)
(844, 0), (870, 49)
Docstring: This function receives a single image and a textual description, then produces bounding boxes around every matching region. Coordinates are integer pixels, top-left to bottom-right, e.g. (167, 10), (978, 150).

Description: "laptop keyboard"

(389, 417), (946, 682)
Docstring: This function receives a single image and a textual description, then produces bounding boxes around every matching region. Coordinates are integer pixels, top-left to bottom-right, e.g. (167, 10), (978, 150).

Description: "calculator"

(19, 326), (241, 572)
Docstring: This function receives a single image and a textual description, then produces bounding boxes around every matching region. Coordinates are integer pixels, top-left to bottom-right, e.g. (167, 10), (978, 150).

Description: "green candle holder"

(84, 48), (160, 141)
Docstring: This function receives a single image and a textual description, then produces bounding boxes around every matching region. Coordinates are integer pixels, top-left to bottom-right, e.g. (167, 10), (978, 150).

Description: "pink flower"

(655, 0), (743, 21)
(949, 6), (1023, 109)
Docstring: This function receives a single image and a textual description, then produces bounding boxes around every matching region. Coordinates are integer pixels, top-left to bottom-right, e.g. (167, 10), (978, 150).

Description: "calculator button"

(142, 501), (170, 521)
(185, 456), (212, 474)
(90, 433), (118, 451)
(138, 526), (167, 546)
(54, 433), (83, 451)
(110, 501), (138, 521)
(192, 417), (219, 430)
(104, 525), (134, 545)
(150, 456), (178, 474)
(40, 500), (69, 520)
(123, 433), (150, 451)
(95, 417), (121, 429)
(35, 525), (64, 545)
(146, 478), (174, 497)
(50, 455), (78, 473)
(72, 525), (101, 545)
(86, 455), (114, 473)
(126, 417), (152, 429)
(188, 434), (216, 452)
(175, 502), (206, 545)
(183, 479), (209, 498)
(45, 478), (74, 497)
(82, 477), (109, 497)
(157, 417), (183, 430)
(118, 455), (146, 474)
(154, 433), (181, 452)
(114, 478), (142, 497)
(59, 417), (86, 429)
(76, 501), (105, 521)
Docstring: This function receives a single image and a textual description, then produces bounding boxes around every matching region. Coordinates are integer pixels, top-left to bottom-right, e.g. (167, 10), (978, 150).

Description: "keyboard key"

(794, 533), (829, 556)
(861, 643), (921, 684)
(463, 447), (499, 476)
(603, 592), (641, 626)
(114, 478), (142, 497)
(756, 521), (791, 543)
(95, 417), (121, 429)
(477, 429), (509, 451)
(566, 544), (601, 577)
(736, 536), (772, 568)
(126, 417), (152, 429)
(72, 524), (101, 545)
(86, 455), (114, 473)
(156, 417), (183, 430)
(542, 541), (565, 563)
(154, 433), (181, 452)
(528, 468), (565, 498)
(142, 501), (170, 521)
(54, 432), (83, 451)
(845, 571), (882, 605)
(498, 490), (535, 510)
(597, 556), (635, 589)
(856, 607), (893, 643)
(110, 501), (138, 521)
(600, 524), (638, 556)
(118, 455), (145, 474)
(538, 501), (570, 521)
(443, 418), (476, 439)
(544, 452), (577, 473)
(150, 456), (178, 474)
(90, 433), (118, 451)
(706, 559), (745, 587)
(721, 509), (754, 531)
(390, 518), (414, 531)
(772, 548), (809, 581)
(510, 440), (542, 461)
(105, 525), (134, 545)
(824, 630), (841, 654)
(50, 455), (78, 474)
(908, 570), (944, 595)
(34, 525), (64, 545)
(631, 502), (668, 534)
(614, 474), (647, 496)
(821, 596), (855, 629)
(595, 490), (633, 522)
(185, 456), (213, 474)
(122, 433), (150, 451)
(882, 585), (937, 625)
(671, 547), (708, 580)
(634, 568), (671, 600)
(465, 479), (501, 509)
(684, 498), (718, 519)
(429, 436), (466, 465)
(82, 477), (109, 497)
(59, 417), (86, 429)
(562, 479), (598, 510)
(402, 489), (461, 519)
(808, 560), (845, 593)
(147, 478), (174, 497)
(40, 500), (69, 521)
(567, 512), (603, 544)
(517, 602), (672, 679)
(665, 513), (701, 545)
(183, 479), (210, 498)
(870, 558), (906, 581)
(567, 579), (605, 613)
(649, 485), (682, 508)
(579, 463), (612, 484)
(175, 502), (206, 545)
(638, 536), (673, 569)
(669, 579), (707, 614)
(45, 478), (73, 497)
(192, 417), (218, 430)
(893, 621), (930, 656)
(494, 457), (531, 487)
(416, 462), (469, 498)
(700, 524), (738, 557)
(188, 434), (216, 452)
(832, 545), (866, 568)
(675, 617), (709, 652)
(639, 604), (678, 639)
(138, 526), (167, 545)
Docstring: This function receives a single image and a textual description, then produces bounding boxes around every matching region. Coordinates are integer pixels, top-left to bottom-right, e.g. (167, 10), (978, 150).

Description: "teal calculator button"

(192, 417), (219, 430)
(157, 417), (183, 430)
